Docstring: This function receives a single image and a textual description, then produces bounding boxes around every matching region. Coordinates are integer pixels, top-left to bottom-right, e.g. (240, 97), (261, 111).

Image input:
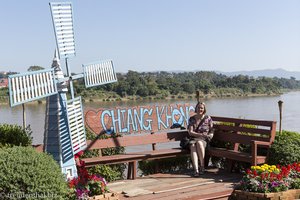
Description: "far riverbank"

(0, 88), (285, 105)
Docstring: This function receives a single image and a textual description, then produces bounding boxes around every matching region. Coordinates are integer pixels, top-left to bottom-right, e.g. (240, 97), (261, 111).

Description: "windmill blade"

(83, 60), (117, 88)
(49, 2), (75, 59)
(8, 69), (58, 107)
(66, 97), (87, 155)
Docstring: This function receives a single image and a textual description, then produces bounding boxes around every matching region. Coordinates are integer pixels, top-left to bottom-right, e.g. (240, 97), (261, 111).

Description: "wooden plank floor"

(108, 167), (242, 200)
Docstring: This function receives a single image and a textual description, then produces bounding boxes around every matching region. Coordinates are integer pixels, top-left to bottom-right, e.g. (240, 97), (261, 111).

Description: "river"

(0, 91), (299, 144)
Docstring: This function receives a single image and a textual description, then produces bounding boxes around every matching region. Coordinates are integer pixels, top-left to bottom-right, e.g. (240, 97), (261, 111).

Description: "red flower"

(74, 151), (84, 159)
(68, 178), (78, 188)
(253, 170), (258, 176)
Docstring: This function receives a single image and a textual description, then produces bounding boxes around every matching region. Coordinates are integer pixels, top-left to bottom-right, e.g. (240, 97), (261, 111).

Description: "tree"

(27, 65), (45, 72)
(182, 82), (195, 94)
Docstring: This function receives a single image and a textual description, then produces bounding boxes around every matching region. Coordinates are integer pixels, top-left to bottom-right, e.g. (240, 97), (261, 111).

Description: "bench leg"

(227, 160), (235, 172)
(132, 161), (137, 179)
(127, 162), (133, 179)
(154, 162), (159, 173)
(127, 161), (138, 180)
(204, 156), (210, 168)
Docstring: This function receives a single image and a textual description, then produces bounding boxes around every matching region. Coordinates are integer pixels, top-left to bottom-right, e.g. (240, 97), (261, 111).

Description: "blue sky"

(0, 0), (300, 73)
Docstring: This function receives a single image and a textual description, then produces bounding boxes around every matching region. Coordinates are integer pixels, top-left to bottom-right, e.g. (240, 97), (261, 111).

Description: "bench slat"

(213, 131), (271, 145)
(83, 148), (188, 167)
(207, 147), (267, 165)
(214, 124), (272, 136)
(86, 131), (189, 150)
(211, 116), (275, 127)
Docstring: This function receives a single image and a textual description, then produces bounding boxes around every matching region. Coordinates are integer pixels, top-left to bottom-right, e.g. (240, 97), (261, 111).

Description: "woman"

(188, 102), (213, 176)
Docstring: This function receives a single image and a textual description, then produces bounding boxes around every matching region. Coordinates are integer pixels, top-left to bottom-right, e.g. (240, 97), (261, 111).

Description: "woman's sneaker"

(199, 167), (205, 175)
(193, 171), (200, 177)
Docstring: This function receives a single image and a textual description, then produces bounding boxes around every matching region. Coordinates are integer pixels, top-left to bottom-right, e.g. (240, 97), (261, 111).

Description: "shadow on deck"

(108, 167), (242, 200)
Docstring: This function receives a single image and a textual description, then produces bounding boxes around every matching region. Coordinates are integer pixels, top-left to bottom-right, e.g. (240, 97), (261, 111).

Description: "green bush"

(0, 124), (32, 147)
(88, 165), (122, 182)
(139, 157), (191, 175)
(268, 130), (300, 165)
(83, 129), (126, 182)
(0, 146), (68, 199)
(291, 178), (300, 189)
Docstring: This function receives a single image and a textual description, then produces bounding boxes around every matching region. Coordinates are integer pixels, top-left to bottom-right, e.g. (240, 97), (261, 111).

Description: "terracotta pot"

(230, 189), (300, 200)
(88, 192), (119, 200)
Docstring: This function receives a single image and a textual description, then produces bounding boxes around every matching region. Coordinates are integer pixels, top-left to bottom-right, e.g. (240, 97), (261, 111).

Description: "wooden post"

(196, 90), (200, 102)
(278, 100), (283, 135)
(22, 103), (26, 129)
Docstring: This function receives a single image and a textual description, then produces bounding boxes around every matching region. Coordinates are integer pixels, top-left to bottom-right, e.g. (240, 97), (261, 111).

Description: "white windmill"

(8, 2), (117, 178)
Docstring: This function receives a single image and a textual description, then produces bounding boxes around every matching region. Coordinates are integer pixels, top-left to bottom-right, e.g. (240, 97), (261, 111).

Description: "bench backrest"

(85, 116), (276, 151)
(211, 116), (276, 146)
(86, 130), (189, 150)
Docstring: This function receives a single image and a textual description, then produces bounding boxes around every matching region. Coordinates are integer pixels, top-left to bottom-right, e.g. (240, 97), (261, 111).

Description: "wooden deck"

(108, 167), (242, 200)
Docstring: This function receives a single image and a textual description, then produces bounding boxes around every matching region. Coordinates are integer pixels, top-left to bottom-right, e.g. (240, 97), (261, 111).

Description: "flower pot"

(88, 192), (119, 200)
(230, 189), (300, 200)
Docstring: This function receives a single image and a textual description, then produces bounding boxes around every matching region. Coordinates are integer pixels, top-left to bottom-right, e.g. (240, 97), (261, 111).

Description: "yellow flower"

(250, 164), (280, 174)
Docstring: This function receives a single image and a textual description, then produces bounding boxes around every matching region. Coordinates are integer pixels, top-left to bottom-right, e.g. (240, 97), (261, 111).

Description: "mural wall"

(85, 104), (195, 135)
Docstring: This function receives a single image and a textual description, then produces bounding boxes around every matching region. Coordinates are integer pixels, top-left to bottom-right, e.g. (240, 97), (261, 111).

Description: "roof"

(0, 78), (8, 88)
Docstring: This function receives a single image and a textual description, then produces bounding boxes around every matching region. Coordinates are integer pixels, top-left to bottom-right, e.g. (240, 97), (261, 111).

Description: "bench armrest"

(251, 140), (271, 166)
(252, 140), (271, 147)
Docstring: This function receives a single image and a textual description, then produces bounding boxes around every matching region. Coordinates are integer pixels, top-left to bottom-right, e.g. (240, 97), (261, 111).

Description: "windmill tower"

(8, 2), (117, 178)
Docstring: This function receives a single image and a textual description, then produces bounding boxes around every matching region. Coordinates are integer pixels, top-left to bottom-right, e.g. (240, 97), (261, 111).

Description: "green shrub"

(139, 157), (191, 176)
(0, 124), (32, 147)
(88, 165), (122, 182)
(83, 129), (126, 182)
(268, 130), (300, 165)
(291, 178), (300, 189)
(0, 146), (68, 199)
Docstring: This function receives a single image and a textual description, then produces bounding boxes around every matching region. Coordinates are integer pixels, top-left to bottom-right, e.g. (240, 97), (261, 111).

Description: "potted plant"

(231, 163), (300, 200)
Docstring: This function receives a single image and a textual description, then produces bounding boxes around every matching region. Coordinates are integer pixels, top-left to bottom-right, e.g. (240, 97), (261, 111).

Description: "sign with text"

(85, 104), (195, 134)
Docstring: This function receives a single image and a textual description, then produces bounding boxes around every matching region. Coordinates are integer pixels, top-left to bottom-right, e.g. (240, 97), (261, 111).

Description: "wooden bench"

(81, 116), (276, 179)
(206, 116), (277, 171)
(82, 130), (189, 179)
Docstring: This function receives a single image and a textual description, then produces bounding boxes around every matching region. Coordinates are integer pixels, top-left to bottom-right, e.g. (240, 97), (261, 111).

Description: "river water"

(0, 91), (299, 144)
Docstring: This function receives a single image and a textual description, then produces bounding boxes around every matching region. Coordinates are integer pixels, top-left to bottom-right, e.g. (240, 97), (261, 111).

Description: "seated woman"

(188, 102), (213, 176)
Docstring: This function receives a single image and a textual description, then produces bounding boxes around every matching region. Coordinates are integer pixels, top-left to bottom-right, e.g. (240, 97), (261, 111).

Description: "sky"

(0, 0), (300, 74)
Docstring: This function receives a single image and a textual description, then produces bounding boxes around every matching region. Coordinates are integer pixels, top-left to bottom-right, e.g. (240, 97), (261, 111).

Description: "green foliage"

(88, 165), (121, 183)
(0, 87), (8, 96)
(27, 65), (45, 71)
(0, 146), (68, 199)
(291, 178), (300, 189)
(0, 87), (9, 102)
(139, 157), (191, 175)
(0, 124), (32, 147)
(83, 129), (126, 182)
(268, 130), (300, 165)
(2, 70), (300, 104)
(70, 70), (300, 102)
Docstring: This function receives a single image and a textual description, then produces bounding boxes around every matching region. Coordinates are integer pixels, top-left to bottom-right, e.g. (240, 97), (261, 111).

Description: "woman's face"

(196, 104), (205, 115)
